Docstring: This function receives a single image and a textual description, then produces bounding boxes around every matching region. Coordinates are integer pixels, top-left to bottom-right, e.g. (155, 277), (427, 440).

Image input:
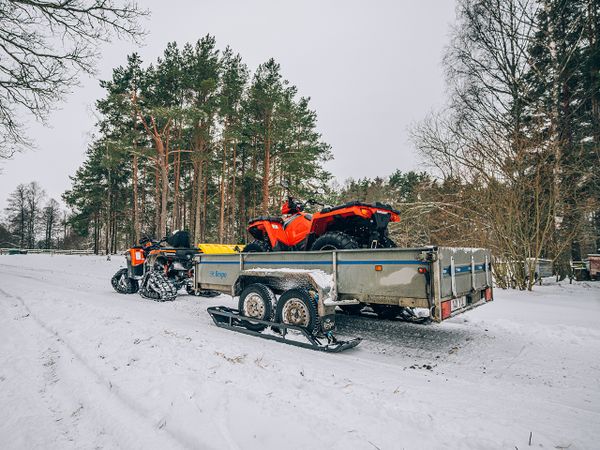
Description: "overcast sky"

(0, 0), (456, 210)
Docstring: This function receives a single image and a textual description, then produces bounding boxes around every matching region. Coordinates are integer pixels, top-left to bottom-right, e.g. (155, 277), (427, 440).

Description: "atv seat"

(248, 216), (284, 225)
(167, 230), (191, 248)
(283, 213), (312, 229)
(320, 201), (400, 215)
(175, 248), (200, 259)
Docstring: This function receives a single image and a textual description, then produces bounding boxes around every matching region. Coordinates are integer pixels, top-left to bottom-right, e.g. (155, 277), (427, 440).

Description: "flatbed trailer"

(195, 247), (493, 350)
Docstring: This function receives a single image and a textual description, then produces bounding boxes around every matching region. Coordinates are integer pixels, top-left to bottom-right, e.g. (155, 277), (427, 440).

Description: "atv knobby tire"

(111, 268), (139, 294)
(238, 283), (275, 331)
(242, 240), (271, 253)
(139, 270), (178, 302)
(310, 232), (359, 251)
(275, 289), (320, 335)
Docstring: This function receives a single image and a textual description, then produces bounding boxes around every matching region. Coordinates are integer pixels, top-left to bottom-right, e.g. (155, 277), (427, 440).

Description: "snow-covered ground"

(1, 254), (599, 450)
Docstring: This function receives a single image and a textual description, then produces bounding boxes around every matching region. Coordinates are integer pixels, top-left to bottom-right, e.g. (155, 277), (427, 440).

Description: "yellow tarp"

(197, 243), (243, 254)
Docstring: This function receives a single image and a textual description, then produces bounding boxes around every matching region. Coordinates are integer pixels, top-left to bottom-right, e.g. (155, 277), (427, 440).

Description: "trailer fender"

(233, 269), (337, 320)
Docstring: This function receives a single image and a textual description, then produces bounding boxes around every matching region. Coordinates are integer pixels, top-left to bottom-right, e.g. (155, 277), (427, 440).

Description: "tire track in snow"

(8, 288), (196, 449)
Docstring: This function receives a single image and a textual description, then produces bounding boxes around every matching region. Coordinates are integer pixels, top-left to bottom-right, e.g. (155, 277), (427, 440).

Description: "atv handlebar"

(289, 196), (324, 211)
(306, 198), (324, 207)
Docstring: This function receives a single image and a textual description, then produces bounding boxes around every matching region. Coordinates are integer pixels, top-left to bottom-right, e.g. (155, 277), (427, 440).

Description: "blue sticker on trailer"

(199, 259), (425, 266)
(442, 263), (490, 276)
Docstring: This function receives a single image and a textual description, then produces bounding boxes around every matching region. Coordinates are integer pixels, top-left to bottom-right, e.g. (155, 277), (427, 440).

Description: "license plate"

(451, 296), (467, 311)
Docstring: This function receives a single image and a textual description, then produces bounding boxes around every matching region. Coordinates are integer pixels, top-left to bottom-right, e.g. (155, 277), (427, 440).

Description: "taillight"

(485, 287), (493, 301)
(441, 301), (452, 320)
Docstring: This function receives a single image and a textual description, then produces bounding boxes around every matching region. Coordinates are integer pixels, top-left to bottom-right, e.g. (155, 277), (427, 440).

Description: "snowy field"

(1, 254), (599, 450)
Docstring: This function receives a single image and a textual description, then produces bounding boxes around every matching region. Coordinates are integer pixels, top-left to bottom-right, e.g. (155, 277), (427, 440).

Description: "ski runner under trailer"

(197, 246), (494, 352)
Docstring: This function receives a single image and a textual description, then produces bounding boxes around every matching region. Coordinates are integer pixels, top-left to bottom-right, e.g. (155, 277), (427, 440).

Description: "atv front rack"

(207, 306), (362, 353)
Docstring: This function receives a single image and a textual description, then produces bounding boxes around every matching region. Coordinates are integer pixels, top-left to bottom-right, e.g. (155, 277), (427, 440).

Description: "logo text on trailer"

(209, 270), (227, 279)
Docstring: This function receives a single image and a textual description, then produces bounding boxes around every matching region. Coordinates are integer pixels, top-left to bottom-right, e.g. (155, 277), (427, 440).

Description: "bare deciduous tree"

(0, 0), (147, 157)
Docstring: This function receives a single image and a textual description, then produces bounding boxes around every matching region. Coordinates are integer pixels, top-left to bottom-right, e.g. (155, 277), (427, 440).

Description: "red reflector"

(375, 265), (383, 272)
(418, 267), (427, 274)
(441, 301), (452, 320)
(485, 287), (493, 301)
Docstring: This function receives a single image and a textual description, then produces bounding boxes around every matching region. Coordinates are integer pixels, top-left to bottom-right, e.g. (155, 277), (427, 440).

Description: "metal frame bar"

(206, 306), (361, 353)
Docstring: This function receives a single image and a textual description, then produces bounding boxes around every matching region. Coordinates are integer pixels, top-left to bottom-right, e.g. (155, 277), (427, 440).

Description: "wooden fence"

(0, 248), (105, 256)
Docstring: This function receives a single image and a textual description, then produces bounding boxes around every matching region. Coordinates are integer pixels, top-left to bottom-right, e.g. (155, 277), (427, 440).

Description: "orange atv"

(111, 231), (218, 301)
(244, 189), (400, 252)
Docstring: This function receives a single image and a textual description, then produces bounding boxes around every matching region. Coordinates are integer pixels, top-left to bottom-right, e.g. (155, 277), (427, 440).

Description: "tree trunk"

(172, 149), (181, 231)
(154, 164), (160, 237)
(262, 119), (271, 214)
(194, 158), (203, 243)
(158, 138), (169, 238)
(229, 141), (237, 242)
(132, 153), (140, 243)
(239, 145), (246, 241)
(218, 139), (227, 243)
(202, 163), (208, 241)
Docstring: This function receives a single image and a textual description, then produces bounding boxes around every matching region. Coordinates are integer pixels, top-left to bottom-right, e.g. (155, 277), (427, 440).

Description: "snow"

(244, 268), (333, 290)
(1, 254), (599, 449)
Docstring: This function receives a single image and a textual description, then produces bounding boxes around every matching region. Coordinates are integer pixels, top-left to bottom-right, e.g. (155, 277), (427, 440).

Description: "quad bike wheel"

(310, 232), (359, 251)
(238, 283), (276, 331)
(242, 240), (271, 253)
(275, 289), (320, 335)
(139, 270), (178, 302)
(111, 268), (139, 294)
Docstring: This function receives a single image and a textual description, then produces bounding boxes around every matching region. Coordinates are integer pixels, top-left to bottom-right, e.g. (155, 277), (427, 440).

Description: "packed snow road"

(1, 255), (599, 449)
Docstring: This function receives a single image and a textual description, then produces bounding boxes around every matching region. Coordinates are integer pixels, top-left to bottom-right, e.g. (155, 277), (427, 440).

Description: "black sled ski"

(207, 306), (361, 353)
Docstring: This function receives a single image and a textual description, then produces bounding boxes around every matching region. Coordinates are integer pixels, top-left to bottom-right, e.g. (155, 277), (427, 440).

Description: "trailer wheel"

(275, 289), (320, 335)
(238, 283), (275, 331)
(111, 268), (139, 294)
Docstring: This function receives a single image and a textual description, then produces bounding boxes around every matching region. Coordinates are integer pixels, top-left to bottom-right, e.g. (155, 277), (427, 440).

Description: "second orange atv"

(244, 192), (400, 252)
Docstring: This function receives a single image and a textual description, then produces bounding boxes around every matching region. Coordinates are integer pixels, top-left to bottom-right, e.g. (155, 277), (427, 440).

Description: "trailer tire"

(238, 283), (275, 331)
(310, 232), (358, 251)
(242, 240), (271, 253)
(111, 268), (139, 294)
(275, 289), (320, 335)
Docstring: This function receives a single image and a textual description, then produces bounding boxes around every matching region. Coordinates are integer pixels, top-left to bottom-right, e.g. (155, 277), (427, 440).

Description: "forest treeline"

(409, 0), (600, 288)
(61, 35), (332, 254)
(2, 0), (599, 291)
(1, 182), (71, 249)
